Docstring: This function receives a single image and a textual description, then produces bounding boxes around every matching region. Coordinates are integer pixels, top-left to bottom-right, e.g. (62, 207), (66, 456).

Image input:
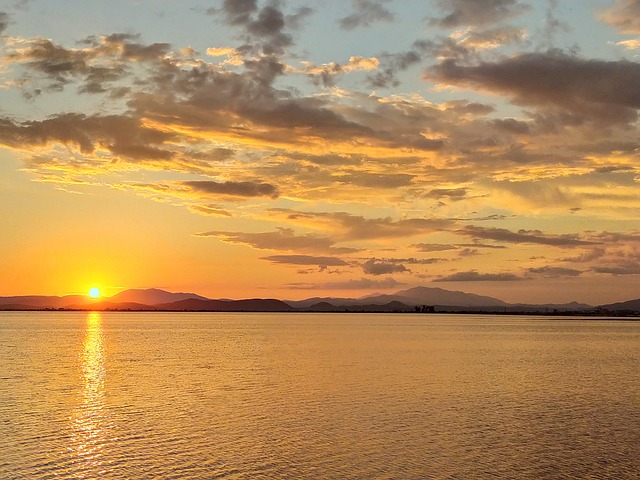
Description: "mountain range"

(0, 286), (637, 314)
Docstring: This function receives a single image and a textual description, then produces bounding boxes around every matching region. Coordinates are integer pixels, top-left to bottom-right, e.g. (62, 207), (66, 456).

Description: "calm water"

(0, 312), (638, 479)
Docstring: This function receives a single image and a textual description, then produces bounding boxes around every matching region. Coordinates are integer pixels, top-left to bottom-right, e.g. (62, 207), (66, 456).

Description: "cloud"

(187, 204), (232, 217)
(435, 270), (523, 281)
(271, 209), (453, 240)
(411, 243), (458, 252)
(426, 187), (469, 201)
(214, 0), (292, 55)
(426, 50), (640, 126)
(285, 7), (314, 30)
(0, 113), (174, 160)
(527, 266), (583, 277)
(336, 172), (413, 188)
(217, 0), (258, 25)
(490, 117), (530, 134)
(430, 0), (530, 28)
(261, 255), (349, 267)
(195, 228), (358, 254)
(181, 180), (279, 198)
(560, 247), (606, 263)
(452, 26), (529, 50)
(300, 56), (380, 87)
(592, 263), (640, 275)
(0, 12), (9, 34)
(600, 0), (640, 34)
(616, 39), (640, 50)
(362, 258), (408, 275)
(339, 0), (394, 30)
(459, 225), (596, 247)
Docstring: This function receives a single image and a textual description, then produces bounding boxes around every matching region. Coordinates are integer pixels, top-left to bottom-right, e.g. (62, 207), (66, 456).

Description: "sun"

(88, 287), (101, 298)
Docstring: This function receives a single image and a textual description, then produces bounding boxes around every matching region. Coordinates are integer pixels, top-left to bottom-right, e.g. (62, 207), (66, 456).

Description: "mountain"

(66, 301), (153, 311)
(285, 296), (368, 308)
(376, 286), (509, 307)
(109, 288), (209, 305)
(598, 298), (640, 312)
(288, 286), (508, 309)
(0, 294), (98, 309)
(154, 298), (295, 311)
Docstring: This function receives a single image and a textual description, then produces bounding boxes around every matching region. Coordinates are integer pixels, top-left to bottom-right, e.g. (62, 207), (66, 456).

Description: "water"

(1, 312), (638, 479)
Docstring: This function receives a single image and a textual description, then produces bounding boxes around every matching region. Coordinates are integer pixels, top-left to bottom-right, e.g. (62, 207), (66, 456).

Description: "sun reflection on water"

(72, 312), (107, 477)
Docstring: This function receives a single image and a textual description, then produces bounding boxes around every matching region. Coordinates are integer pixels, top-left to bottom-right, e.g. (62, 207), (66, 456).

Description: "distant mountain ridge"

(1, 286), (637, 313)
(109, 288), (209, 305)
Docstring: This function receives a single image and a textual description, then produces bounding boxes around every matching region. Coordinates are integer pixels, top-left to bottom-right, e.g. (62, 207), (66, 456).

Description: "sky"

(0, 0), (639, 304)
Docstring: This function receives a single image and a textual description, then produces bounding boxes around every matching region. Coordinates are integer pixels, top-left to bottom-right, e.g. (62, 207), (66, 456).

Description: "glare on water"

(72, 312), (107, 477)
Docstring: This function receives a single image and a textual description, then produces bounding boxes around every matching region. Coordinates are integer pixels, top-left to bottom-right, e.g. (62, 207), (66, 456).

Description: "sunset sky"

(1, 0), (639, 304)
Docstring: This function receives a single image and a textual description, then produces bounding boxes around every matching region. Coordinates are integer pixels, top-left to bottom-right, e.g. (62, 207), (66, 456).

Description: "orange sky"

(1, 1), (639, 304)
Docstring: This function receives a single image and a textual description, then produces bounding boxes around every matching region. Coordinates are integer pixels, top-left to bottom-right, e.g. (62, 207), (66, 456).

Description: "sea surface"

(0, 311), (638, 479)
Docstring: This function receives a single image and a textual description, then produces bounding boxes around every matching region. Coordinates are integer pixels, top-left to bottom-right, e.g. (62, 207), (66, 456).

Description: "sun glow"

(88, 287), (101, 298)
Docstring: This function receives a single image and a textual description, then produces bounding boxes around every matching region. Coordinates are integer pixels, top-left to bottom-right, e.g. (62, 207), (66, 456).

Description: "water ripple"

(1, 312), (638, 479)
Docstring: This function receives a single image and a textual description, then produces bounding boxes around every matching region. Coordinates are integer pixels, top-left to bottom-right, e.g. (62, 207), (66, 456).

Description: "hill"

(598, 298), (640, 312)
(110, 288), (208, 305)
(154, 298), (295, 311)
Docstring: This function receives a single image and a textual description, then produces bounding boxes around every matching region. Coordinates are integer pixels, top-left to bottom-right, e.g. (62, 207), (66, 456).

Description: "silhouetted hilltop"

(0, 295), (98, 309)
(153, 298), (295, 312)
(598, 298), (640, 312)
(110, 288), (208, 305)
(368, 286), (510, 307)
(67, 301), (152, 311)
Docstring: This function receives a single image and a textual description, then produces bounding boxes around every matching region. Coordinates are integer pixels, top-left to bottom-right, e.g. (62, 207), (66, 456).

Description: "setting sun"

(88, 287), (101, 298)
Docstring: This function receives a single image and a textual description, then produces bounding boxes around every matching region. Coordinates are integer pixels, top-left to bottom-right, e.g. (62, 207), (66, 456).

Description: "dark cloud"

(411, 243), (458, 252)
(600, 0), (640, 34)
(0, 11), (9, 34)
(560, 247), (606, 263)
(366, 41), (431, 89)
(490, 118), (530, 134)
(339, 0), (394, 30)
(0, 113), (174, 160)
(427, 187), (469, 201)
(459, 225), (597, 247)
(592, 263), (640, 275)
(382, 257), (444, 265)
(181, 180), (279, 198)
(435, 270), (523, 281)
(195, 228), (358, 254)
(8, 35), (169, 94)
(430, 0), (530, 28)
(218, 0), (258, 25)
(458, 248), (480, 257)
(215, 0), (292, 55)
(285, 7), (314, 29)
(426, 50), (640, 126)
(262, 255), (348, 267)
(527, 266), (583, 277)
(362, 258), (408, 275)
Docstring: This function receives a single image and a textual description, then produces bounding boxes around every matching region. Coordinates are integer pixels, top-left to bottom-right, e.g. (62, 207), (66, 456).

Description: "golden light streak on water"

(71, 312), (107, 478)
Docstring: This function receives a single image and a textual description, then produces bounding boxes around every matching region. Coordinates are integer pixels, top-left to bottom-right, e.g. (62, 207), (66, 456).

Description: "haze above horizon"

(1, 1), (639, 305)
